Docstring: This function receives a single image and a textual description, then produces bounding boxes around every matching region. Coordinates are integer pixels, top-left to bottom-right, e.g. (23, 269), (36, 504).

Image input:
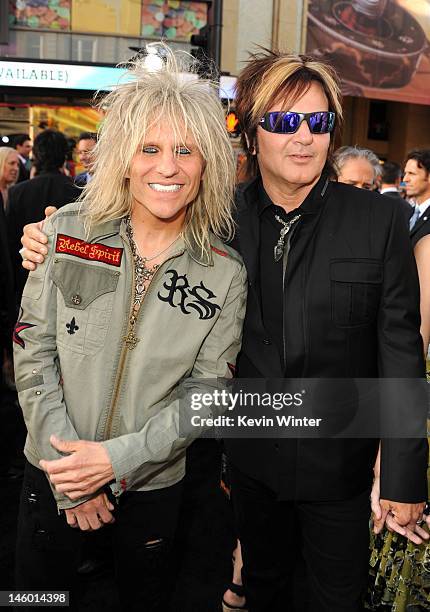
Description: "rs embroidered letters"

(158, 270), (221, 320)
(55, 234), (123, 267)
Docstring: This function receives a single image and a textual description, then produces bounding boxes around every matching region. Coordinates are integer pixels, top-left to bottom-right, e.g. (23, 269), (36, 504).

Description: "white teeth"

(149, 183), (182, 192)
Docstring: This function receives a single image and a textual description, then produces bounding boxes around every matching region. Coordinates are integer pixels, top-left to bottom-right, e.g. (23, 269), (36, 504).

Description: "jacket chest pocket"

(51, 259), (120, 355)
(330, 259), (383, 328)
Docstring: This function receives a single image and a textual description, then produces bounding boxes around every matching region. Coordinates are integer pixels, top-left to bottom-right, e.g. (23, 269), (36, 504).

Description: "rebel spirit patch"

(55, 234), (123, 267)
(13, 308), (35, 349)
(158, 270), (221, 320)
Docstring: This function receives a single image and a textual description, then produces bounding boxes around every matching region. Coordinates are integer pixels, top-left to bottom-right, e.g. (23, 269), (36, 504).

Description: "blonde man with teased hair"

(13, 46), (247, 611)
(82, 52), (235, 255)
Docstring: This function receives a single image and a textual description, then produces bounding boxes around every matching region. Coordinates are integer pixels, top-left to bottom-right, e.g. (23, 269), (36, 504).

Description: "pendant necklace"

(273, 214), (301, 262)
(124, 215), (180, 349)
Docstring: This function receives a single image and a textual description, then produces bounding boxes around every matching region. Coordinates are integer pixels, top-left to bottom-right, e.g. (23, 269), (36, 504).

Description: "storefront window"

(141, 0), (207, 41)
(9, 0), (71, 31)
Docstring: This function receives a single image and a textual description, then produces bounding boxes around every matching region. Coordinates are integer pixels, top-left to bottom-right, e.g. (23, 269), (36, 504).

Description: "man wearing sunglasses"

(18, 51), (428, 612)
(224, 51), (428, 611)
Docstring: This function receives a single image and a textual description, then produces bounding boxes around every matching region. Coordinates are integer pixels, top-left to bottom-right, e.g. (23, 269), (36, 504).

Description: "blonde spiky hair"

(80, 44), (236, 258)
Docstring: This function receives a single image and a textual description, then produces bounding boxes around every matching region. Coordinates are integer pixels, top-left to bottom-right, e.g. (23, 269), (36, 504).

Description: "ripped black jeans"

(15, 461), (183, 611)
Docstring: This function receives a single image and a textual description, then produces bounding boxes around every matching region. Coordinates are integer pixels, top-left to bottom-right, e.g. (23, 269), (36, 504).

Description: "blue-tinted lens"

(265, 112), (301, 133)
(309, 112), (326, 133)
(308, 112), (335, 133)
(261, 111), (335, 134)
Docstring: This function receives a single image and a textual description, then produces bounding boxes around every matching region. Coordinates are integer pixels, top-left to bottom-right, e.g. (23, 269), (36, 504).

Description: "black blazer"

(410, 203), (430, 247)
(16, 158), (30, 183)
(7, 171), (81, 303)
(381, 190), (413, 228)
(226, 176), (428, 503)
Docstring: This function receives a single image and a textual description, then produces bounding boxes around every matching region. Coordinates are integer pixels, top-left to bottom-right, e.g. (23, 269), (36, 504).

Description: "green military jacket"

(14, 202), (247, 510)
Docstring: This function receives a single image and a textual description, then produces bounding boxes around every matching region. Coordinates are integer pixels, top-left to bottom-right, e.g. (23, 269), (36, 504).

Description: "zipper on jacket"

(103, 246), (181, 441)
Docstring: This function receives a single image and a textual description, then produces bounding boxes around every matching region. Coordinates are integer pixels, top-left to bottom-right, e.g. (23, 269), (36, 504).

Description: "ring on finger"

(19, 247), (28, 261)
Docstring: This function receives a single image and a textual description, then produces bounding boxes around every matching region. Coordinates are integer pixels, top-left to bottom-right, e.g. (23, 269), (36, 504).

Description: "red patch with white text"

(211, 246), (228, 257)
(55, 234), (123, 267)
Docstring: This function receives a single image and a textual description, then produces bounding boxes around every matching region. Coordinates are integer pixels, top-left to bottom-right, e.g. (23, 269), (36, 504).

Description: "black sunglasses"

(259, 111), (336, 134)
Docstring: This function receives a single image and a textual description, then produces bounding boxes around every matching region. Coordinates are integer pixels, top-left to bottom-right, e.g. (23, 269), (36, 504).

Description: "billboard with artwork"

(306, 0), (430, 104)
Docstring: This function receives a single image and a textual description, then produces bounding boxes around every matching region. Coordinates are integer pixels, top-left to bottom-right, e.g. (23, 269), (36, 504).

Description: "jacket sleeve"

(377, 202), (429, 503)
(101, 261), (248, 492)
(13, 214), (92, 510)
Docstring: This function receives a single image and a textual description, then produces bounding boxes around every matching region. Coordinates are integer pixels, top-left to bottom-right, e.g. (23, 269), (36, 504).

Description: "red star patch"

(13, 309), (35, 349)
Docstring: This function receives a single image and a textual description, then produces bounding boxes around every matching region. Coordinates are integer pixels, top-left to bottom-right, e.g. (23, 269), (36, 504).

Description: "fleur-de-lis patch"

(66, 317), (79, 335)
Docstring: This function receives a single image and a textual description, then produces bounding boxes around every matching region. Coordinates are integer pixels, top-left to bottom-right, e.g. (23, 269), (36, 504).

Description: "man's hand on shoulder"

(21, 206), (56, 271)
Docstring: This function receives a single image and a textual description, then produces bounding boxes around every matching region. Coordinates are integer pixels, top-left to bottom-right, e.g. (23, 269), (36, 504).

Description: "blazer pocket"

(51, 259), (120, 355)
(330, 259), (383, 328)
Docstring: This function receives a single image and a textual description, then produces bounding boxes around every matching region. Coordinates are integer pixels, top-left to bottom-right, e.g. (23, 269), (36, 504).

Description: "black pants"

(15, 461), (183, 611)
(231, 466), (370, 612)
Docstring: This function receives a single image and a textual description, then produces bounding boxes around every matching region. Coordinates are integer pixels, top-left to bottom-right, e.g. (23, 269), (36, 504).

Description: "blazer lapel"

(410, 204), (430, 237)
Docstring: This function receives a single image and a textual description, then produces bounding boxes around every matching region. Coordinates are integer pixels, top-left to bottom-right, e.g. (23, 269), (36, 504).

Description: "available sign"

(0, 60), (129, 91)
(0, 59), (238, 98)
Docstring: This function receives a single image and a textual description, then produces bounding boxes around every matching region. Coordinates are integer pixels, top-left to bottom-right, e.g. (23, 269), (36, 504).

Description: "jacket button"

(71, 294), (82, 305)
(262, 338), (271, 345)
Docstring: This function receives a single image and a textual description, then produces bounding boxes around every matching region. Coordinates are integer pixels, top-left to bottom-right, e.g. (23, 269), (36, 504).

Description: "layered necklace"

(125, 215), (180, 309)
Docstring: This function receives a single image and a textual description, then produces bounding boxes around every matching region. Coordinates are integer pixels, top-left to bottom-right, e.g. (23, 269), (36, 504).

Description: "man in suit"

(380, 160), (413, 227)
(225, 51), (428, 611)
(403, 149), (430, 247)
(11, 133), (32, 183)
(74, 132), (97, 187)
(7, 129), (80, 304)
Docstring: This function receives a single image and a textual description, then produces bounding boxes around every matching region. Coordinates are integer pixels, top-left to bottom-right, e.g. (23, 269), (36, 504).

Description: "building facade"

(1, 0), (430, 163)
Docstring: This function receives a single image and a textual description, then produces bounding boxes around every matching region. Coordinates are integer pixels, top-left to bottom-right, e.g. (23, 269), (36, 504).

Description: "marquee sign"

(0, 60), (129, 91)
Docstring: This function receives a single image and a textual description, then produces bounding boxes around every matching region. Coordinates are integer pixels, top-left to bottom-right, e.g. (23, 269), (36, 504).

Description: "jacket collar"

(234, 173), (331, 284)
(88, 216), (213, 267)
(237, 172), (330, 213)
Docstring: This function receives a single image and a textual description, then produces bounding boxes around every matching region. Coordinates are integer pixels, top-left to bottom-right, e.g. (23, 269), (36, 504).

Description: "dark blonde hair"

(235, 50), (343, 179)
